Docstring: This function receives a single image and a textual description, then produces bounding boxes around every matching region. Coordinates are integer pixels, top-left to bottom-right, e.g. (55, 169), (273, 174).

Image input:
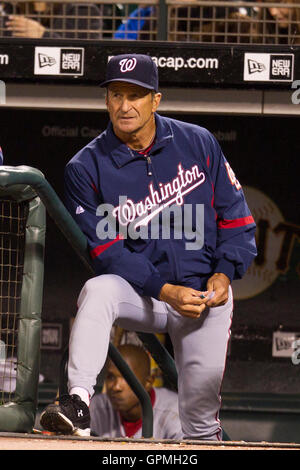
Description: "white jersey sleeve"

(90, 387), (183, 440)
(151, 387), (183, 440)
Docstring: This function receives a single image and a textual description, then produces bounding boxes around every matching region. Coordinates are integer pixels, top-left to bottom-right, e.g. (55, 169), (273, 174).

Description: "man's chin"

(117, 125), (137, 135)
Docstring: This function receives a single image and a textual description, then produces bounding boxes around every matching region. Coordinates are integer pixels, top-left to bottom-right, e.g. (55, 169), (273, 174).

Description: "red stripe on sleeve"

(90, 234), (124, 259)
(217, 215), (255, 229)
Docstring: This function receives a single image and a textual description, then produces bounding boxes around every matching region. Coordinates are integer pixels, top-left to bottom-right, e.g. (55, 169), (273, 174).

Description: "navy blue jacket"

(64, 114), (257, 299)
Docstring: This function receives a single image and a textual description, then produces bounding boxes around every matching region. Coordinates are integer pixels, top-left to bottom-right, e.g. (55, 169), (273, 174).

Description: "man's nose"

(112, 378), (123, 391)
(120, 98), (132, 112)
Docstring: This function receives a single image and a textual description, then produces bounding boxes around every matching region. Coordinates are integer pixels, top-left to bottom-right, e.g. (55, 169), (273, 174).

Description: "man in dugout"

(40, 54), (256, 440)
(90, 343), (183, 439)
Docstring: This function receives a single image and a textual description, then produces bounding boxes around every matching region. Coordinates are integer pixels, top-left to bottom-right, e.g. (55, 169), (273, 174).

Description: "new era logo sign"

(34, 47), (84, 76)
(247, 59), (266, 75)
(270, 55), (292, 80)
(61, 50), (83, 74)
(38, 53), (56, 68)
(244, 53), (294, 82)
(272, 331), (300, 358)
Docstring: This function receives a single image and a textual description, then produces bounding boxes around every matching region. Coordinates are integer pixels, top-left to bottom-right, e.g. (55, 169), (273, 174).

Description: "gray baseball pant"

(68, 274), (233, 440)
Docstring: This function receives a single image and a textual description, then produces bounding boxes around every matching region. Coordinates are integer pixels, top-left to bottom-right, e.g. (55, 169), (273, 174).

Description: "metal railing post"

(157, 0), (168, 40)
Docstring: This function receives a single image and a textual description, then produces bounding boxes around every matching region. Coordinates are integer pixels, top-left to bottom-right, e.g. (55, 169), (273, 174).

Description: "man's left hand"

(205, 272), (230, 308)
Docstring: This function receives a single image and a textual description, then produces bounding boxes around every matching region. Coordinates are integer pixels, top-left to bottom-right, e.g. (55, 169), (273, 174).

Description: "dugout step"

(220, 392), (300, 444)
(35, 384), (300, 444)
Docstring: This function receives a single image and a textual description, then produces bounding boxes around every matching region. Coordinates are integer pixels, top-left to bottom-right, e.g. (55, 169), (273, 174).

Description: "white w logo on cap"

(119, 58), (137, 73)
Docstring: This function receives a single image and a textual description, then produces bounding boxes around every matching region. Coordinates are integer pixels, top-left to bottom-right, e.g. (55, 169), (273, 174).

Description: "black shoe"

(40, 394), (90, 436)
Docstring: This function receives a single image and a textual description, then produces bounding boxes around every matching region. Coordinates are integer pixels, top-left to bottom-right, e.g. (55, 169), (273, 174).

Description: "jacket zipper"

(145, 152), (180, 282)
(129, 148), (152, 177)
(145, 154), (153, 176)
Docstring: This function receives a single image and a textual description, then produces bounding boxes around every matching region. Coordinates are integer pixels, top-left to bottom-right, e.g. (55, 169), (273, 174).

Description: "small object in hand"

(199, 291), (215, 300)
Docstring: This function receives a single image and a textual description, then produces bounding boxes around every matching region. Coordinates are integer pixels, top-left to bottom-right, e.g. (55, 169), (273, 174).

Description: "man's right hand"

(159, 283), (212, 319)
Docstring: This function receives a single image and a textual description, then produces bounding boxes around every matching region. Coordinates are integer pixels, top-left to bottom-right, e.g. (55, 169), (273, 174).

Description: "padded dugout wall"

(0, 173), (45, 432)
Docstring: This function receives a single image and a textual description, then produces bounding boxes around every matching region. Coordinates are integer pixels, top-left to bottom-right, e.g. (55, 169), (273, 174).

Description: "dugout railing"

(0, 165), (180, 438)
(0, 0), (299, 45)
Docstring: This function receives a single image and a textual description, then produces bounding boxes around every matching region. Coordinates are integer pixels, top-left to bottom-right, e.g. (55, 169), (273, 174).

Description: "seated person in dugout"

(114, 5), (157, 40)
(89, 344), (183, 439)
(113, 0), (252, 42)
(253, 0), (300, 44)
(168, 0), (242, 41)
(199, 11), (257, 44)
(3, 1), (102, 39)
(167, 0), (300, 44)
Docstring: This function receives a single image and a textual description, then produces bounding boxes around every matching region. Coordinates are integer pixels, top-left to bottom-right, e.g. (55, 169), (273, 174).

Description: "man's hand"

(205, 273), (230, 308)
(159, 283), (213, 319)
(6, 16), (46, 38)
(159, 273), (230, 318)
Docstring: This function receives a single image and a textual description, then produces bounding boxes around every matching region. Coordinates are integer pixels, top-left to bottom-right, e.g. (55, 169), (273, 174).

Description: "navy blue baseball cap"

(100, 54), (159, 92)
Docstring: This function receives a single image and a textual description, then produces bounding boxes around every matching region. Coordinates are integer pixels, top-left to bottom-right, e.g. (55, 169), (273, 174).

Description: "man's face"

(269, 6), (290, 28)
(106, 82), (161, 137)
(105, 360), (140, 414)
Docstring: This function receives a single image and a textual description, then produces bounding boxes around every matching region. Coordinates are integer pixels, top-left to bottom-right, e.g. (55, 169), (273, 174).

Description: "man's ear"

(152, 92), (162, 112)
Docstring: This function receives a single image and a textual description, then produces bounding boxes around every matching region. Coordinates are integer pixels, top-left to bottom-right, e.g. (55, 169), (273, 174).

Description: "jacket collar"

(106, 113), (173, 168)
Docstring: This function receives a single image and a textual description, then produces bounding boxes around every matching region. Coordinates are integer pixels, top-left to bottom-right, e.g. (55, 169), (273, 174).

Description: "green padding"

(14, 318), (41, 405)
(20, 197), (46, 317)
(0, 172), (45, 432)
(0, 403), (36, 433)
(0, 167), (43, 202)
